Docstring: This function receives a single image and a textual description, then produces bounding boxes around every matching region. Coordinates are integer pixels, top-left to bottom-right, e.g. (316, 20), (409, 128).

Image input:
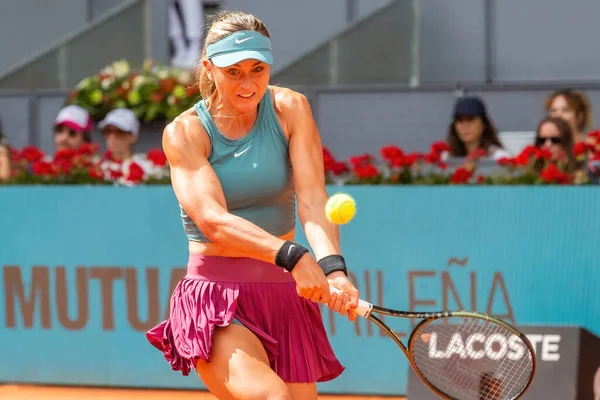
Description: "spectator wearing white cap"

(53, 105), (93, 153)
(99, 108), (141, 162)
(99, 108), (152, 185)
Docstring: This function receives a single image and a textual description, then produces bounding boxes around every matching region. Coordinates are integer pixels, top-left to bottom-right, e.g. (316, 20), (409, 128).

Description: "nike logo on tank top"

(180, 89), (296, 242)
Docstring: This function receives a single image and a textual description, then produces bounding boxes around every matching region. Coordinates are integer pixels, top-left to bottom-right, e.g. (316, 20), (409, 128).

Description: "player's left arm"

(286, 93), (338, 261)
(283, 90), (359, 318)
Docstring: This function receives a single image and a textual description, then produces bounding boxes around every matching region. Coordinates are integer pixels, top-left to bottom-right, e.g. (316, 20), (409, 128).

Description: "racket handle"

(329, 288), (374, 318)
(355, 299), (374, 318)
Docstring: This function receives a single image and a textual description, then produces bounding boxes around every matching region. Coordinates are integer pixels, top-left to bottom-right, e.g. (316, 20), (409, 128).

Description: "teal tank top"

(180, 89), (296, 242)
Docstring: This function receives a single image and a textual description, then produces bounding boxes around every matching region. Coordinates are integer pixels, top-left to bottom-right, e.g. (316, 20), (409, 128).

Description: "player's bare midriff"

(188, 229), (295, 258)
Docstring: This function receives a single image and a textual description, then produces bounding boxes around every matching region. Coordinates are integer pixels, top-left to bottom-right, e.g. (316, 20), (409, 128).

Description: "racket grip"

(330, 288), (374, 318)
(355, 299), (373, 318)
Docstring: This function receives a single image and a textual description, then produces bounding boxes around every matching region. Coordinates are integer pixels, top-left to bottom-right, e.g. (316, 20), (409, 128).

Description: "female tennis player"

(146, 9), (360, 400)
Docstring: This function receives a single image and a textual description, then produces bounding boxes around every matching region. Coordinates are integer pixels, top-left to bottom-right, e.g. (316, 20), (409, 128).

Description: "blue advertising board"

(1, 186), (599, 395)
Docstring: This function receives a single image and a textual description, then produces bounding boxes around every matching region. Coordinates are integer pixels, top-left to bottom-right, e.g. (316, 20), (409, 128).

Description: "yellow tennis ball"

(326, 193), (356, 224)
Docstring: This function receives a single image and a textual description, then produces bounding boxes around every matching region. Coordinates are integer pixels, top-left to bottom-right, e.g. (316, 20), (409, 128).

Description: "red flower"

(127, 162), (145, 183)
(104, 151), (121, 164)
(74, 154), (93, 168)
(353, 164), (379, 179)
(477, 174), (486, 184)
(381, 145), (404, 162)
(32, 161), (55, 176)
(389, 156), (405, 168)
(54, 148), (76, 160)
(523, 145), (540, 156)
(109, 169), (123, 180)
(540, 164), (570, 184)
(77, 143), (99, 156)
(9, 148), (21, 162)
(573, 142), (589, 157)
(450, 167), (473, 184)
(513, 153), (530, 166)
(53, 158), (73, 174)
(323, 147), (335, 165)
(330, 161), (349, 176)
(538, 148), (553, 161)
(147, 149), (168, 167)
(159, 77), (178, 94)
(88, 166), (104, 180)
(497, 157), (514, 167)
(407, 152), (424, 162)
(467, 148), (488, 160)
(513, 145), (540, 166)
(21, 146), (44, 163)
(588, 130), (600, 141)
(424, 152), (441, 164)
(151, 91), (166, 103)
(430, 141), (450, 154)
(396, 152), (423, 168)
(349, 154), (373, 167)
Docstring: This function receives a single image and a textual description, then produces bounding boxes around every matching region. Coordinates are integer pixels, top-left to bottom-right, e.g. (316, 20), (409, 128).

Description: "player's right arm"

(163, 114), (329, 302)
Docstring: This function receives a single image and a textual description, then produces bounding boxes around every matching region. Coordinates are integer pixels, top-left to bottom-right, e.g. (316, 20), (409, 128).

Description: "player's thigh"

(287, 382), (318, 400)
(195, 323), (292, 400)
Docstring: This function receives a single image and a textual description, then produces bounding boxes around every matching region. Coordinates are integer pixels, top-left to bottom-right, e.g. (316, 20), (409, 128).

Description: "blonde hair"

(544, 89), (594, 133)
(197, 10), (270, 101)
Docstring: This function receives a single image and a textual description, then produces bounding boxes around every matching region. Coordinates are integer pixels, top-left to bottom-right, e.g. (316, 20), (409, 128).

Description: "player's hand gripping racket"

(334, 290), (536, 400)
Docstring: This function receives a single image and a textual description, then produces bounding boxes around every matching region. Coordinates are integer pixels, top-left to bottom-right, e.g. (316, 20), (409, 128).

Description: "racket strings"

(410, 316), (534, 400)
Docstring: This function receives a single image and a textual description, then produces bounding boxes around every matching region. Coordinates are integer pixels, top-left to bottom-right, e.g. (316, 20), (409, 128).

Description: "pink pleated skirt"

(146, 254), (345, 383)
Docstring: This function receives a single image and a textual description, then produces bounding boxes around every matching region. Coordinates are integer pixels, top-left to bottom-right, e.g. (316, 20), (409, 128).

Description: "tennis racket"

(336, 291), (536, 400)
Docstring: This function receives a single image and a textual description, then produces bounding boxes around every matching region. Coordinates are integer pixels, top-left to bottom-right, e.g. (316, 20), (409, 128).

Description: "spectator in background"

(544, 89), (594, 144)
(0, 132), (10, 182)
(169, 0), (204, 69)
(99, 108), (152, 183)
(534, 116), (576, 173)
(53, 105), (93, 153)
(446, 96), (511, 160)
(100, 108), (141, 162)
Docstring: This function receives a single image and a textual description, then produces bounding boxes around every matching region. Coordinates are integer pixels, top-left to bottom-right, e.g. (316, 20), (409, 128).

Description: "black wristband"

(275, 241), (309, 272)
(318, 254), (348, 277)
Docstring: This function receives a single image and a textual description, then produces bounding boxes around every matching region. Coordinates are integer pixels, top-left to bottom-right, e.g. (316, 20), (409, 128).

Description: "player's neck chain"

(210, 109), (257, 119)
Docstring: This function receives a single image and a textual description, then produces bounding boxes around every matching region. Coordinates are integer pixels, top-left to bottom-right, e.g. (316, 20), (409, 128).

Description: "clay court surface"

(0, 385), (405, 400)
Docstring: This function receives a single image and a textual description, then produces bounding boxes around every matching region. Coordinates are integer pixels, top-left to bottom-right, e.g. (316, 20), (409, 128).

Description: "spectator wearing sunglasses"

(53, 105), (93, 153)
(534, 116), (576, 173)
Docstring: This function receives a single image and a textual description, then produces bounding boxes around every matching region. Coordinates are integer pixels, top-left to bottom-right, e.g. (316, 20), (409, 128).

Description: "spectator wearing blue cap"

(446, 96), (510, 160)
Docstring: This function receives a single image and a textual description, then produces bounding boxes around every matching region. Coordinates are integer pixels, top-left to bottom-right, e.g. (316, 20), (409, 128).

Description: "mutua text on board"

(426, 331), (560, 362)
